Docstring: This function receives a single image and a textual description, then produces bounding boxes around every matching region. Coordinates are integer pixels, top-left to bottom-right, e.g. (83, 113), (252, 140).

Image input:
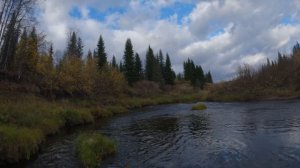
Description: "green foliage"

(183, 58), (209, 88)
(134, 53), (143, 81)
(191, 103), (207, 110)
(75, 133), (116, 168)
(111, 55), (117, 69)
(164, 54), (175, 85)
(97, 35), (107, 69)
(123, 38), (135, 86)
(145, 46), (164, 84)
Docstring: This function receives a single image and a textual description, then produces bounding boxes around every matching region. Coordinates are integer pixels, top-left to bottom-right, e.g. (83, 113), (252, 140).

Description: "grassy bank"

(75, 133), (116, 168)
(0, 83), (205, 164)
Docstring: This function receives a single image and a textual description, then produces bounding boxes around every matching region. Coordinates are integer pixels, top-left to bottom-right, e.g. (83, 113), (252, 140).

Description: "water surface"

(102, 101), (300, 168)
(27, 101), (300, 168)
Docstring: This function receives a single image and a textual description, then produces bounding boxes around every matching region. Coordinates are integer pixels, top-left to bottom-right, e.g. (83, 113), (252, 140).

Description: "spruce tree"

(119, 61), (123, 72)
(66, 32), (77, 58)
(164, 53), (175, 85)
(145, 46), (155, 81)
(77, 37), (83, 59)
(48, 43), (54, 66)
(97, 35), (107, 69)
(205, 71), (213, 83)
(111, 55), (117, 69)
(134, 53), (143, 81)
(123, 38), (135, 86)
(87, 50), (93, 60)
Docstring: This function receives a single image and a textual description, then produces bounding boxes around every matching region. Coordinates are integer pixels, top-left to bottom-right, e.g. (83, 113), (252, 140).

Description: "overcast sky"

(36, 0), (300, 81)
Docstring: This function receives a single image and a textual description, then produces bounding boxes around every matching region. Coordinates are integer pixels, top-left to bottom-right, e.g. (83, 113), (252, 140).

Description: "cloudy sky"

(36, 0), (300, 81)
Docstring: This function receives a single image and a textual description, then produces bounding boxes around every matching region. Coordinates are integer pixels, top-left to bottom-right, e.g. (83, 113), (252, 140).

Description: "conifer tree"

(134, 53), (143, 81)
(205, 71), (213, 83)
(66, 32), (78, 58)
(26, 27), (39, 74)
(97, 35), (107, 69)
(123, 38), (135, 85)
(119, 61), (123, 72)
(77, 37), (83, 59)
(87, 50), (93, 60)
(111, 55), (117, 69)
(164, 53), (175, 85)
(145, 46), (155, 81)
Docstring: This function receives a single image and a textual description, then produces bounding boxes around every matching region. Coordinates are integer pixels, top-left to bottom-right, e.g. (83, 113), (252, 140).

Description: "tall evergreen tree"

(66, 32), (78, 58)
(119, 61), (123, 72)
(26, 27), (39, 73)
(134, 53), (143, 81)
(158, 49), (164, 73)
(123, 38), (135, 85)
(48, 43), (54, 66)
(87, 50), (93, 60)
(205, 71), (213, 83)
(111, 55), (117, 69)
(193, 65), (205, 88)
(97, 35), (107, 69)
(145, 46), (155, 81)
(164, 53), (175, 85)
(77, 37), (83, 59)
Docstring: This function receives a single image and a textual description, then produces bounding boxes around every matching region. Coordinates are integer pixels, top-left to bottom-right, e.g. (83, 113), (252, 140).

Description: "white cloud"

(36, 0), (300, 81)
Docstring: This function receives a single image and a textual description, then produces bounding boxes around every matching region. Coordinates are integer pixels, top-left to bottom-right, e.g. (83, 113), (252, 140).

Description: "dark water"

(27, 101), (300, 168)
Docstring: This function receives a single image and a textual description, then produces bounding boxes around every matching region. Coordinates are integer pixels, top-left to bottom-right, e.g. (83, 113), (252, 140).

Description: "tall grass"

(75, 133), (116, 168)
(0, 85), (205, 163)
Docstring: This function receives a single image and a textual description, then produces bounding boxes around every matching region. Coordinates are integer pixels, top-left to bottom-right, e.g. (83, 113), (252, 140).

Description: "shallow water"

(27, 101), (300, 168)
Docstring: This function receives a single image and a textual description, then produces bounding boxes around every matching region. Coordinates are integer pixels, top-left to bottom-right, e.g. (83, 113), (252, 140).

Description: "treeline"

(0, 26), (212, 98)
(0, 0), (214, 98)
(209, 42), (300, 101)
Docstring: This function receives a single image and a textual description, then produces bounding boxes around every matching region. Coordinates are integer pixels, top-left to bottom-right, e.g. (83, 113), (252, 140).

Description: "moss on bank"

(75, 133), (116, 168)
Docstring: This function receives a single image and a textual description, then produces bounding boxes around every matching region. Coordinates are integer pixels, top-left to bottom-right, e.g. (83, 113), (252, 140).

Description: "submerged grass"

(191, 103), (207, 110)
(75, 133), (116, 168)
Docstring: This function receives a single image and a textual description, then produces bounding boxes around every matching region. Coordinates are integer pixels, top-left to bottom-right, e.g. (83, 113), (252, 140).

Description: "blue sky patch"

(280, 16), (299, 25)
(69, 6), (82, 19)
(160, 2), (195, 23)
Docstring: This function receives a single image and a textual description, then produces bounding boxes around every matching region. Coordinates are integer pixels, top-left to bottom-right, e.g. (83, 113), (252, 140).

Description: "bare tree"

(0, 0), (36, 70)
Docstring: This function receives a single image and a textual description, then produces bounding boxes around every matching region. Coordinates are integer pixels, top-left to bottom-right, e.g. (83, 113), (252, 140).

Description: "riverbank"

(0, 82), (205, 165)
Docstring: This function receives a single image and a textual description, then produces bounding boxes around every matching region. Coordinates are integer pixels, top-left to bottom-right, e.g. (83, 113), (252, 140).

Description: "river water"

(26, 101), (300, 168)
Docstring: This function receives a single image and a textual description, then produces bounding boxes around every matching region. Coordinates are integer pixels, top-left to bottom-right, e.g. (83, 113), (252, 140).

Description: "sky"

(36, 0), (300, 81)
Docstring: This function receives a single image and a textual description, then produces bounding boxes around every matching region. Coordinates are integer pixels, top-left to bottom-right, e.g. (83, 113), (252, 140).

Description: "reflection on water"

(26, 101), (300, 168)
(102, 101), (300, 168)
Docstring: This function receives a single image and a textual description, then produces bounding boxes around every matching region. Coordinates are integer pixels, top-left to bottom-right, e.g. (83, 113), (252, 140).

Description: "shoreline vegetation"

(0, 81), (206, 164)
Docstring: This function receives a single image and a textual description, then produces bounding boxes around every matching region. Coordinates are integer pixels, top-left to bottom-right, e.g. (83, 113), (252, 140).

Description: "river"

(25, 100), (300, 168)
